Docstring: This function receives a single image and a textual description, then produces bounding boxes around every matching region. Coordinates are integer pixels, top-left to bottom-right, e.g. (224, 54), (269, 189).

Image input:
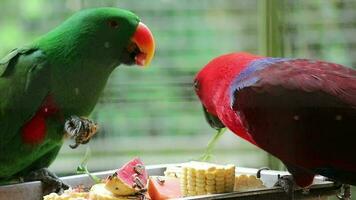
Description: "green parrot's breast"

(50, 61), (115, 118)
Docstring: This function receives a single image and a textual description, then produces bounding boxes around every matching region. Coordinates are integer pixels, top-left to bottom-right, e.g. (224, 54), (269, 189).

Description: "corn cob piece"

(179, 161), (235, 197)
(234, 174), (265, 192)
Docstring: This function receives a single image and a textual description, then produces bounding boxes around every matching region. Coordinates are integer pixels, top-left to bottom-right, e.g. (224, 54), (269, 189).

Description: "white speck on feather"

(44, 108), (48, 113)
(75, 88), (80, 95)
(335, 115), (342, 121)
(104, 42), (110, 48)
(293, 115), (300, 121)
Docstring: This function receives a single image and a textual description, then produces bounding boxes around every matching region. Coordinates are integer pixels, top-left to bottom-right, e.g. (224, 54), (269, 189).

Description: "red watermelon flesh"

(105, 157), (148, 196)
(118, 157), (148, 186)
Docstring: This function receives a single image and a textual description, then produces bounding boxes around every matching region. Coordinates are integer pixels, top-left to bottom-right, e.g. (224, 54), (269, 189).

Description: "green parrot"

(0, 7), (155, 192)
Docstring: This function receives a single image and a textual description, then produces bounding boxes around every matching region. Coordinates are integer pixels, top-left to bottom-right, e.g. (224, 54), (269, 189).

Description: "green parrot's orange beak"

(131, 22), (155, 67)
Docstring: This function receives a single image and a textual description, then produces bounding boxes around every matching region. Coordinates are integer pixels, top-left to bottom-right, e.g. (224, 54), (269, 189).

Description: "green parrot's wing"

(0, 47), (51, 146)
(0, 48), (36, 77)
(0, 49), (18, 76)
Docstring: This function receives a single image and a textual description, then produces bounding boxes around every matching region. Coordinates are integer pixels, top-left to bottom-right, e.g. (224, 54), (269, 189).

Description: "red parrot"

(194, 52), (356, 188)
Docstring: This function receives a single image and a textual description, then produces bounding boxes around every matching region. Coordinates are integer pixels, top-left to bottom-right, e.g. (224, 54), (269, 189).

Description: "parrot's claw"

(274, 174), (295, 199)
(64, 115), (99, 149)
(24, 168), (70, 195)
(336, 184), (351, 200)
(69, 143), (79, 149)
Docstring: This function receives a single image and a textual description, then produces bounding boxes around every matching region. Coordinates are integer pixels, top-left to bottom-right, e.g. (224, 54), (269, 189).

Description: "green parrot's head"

(38, 7), (155, 68)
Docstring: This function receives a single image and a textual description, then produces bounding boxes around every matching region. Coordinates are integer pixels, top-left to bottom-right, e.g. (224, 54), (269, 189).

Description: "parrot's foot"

(64, 115), (99, 149)
(274, 174), (295, 199)
(337, 184), (351, 200)
(24, 168), (70, 195)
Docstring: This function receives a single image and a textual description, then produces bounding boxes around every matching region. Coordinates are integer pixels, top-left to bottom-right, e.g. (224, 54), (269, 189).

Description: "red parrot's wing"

(231, 59), (356, 185)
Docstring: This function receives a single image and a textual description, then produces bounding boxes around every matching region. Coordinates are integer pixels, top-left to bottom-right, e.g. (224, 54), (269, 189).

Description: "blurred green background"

(0, 0), (355, 185)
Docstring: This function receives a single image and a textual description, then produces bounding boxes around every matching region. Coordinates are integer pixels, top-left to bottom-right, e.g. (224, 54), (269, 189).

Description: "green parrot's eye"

(107, 20), (119, 29)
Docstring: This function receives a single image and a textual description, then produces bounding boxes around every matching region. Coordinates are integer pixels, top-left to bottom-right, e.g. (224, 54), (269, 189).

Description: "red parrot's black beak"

(202, 105), (225, 130)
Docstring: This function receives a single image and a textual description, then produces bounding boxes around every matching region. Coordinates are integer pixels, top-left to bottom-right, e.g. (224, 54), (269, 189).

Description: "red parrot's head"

(194, 52), (262, 130)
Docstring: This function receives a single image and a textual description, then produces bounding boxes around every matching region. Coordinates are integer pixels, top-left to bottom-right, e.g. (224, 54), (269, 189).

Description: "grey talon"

(64, 115), (99, 149)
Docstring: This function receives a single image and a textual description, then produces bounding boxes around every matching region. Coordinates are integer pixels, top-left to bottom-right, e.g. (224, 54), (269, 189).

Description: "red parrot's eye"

(107, 20), (119, 29)
(193, 80), (200, 92)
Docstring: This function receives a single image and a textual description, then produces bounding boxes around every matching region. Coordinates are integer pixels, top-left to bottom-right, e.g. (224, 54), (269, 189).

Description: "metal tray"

(0, 164), (341, 200)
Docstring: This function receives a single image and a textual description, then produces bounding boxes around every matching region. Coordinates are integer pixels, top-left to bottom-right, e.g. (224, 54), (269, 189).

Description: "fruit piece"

(105, 158), (148, 196)
(43, 188), (88, 200)
(90, 183), (141, 200)
(105, 176), (136, 197)
(148, 176), (182, 200)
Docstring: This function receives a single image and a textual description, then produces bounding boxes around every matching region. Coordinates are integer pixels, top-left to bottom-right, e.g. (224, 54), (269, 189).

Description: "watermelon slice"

(105, 157), (148, 196)
(148, 176), (181, 200)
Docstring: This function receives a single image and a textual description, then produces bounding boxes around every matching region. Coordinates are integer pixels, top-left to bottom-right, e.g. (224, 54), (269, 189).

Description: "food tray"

(0, 164), (341, 200)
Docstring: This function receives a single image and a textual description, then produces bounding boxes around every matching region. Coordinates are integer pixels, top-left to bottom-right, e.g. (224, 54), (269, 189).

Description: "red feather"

(195, 52), (263, 144)
(196, 52), (356, 186)
(21, 114), (46, 145)
(21, 95), (59, 145)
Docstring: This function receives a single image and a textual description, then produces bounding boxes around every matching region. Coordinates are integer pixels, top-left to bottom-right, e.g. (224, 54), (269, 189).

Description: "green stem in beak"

(200, 128), (227, 161)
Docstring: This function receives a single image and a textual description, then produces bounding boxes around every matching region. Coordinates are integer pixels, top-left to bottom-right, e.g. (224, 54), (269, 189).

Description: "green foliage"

(258, 0), (286, 170)
(76, 148), (102, 184)
(200, 128), (227, 161)
(258, 0), (285, 57)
